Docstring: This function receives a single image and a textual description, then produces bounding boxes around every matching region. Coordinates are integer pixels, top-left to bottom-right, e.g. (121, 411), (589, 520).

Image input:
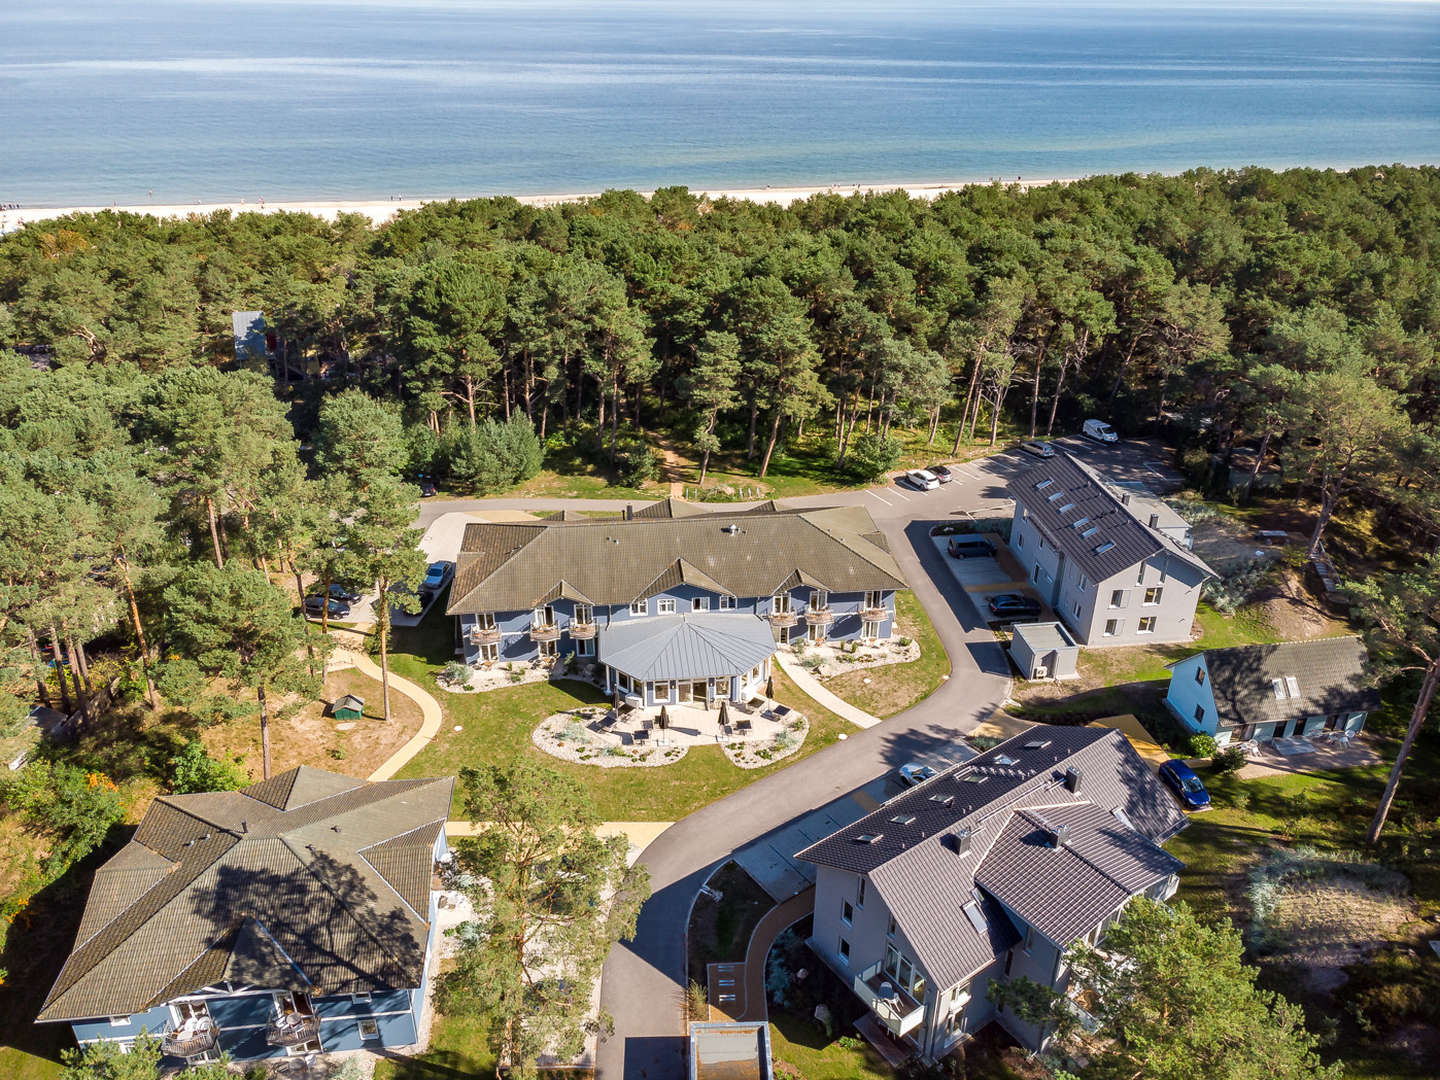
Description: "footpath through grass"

(389, 602), (862, 821)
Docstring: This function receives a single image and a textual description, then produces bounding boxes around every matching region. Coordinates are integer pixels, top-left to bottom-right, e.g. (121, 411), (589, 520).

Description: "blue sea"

(1, 0), (1437, 206)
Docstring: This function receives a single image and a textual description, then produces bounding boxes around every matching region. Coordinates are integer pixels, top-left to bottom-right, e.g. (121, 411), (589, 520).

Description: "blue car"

(421, 561), (451, 592)
(1158, 759), (1211, 811)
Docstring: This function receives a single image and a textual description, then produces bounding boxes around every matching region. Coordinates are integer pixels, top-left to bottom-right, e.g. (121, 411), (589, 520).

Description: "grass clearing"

(372, 1007), (496, 1080)
(390, 603), (860, 821)
(818, 592), (950, 718)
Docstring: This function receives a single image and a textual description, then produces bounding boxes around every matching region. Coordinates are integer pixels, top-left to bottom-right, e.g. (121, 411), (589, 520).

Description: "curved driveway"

(428, 441), (1169, 1080)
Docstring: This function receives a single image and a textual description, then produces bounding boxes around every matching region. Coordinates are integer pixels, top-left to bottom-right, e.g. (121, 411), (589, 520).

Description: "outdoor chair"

(633, 728), (650, 743)
(771, 705), (793, 720)
(737, 718), (753, 733)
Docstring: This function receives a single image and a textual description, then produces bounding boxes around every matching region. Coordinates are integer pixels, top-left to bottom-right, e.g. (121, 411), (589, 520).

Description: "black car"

(948, 537), (994, 559)
(417, 475), (438, 497)
(312, 582), (362, 604)
(930, 464), (955, 484)
(303, 595), (351, 619)
(987, 593), (1042, 618)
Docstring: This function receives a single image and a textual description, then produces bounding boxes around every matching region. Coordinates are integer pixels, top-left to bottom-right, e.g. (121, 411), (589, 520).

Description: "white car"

(1083, 419), (1119, 443)
(905, 469), (941, 491)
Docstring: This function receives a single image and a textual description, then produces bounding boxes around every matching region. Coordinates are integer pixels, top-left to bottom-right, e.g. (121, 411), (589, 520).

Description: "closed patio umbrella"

(718, 699), (730, 726)
(765, 675), (775, 699)
(658, 705), (669, 730)
(612, 686), (622, 709)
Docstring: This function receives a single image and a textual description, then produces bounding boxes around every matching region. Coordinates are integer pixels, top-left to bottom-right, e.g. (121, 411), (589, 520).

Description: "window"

(718, 594), (737, 610)
(1104, 619), (1120, 637)
(617, 672), (631, 692)
(573, 604), (592, 625)
(1016, 532), (1024, 549)
(865, 591), (884, 611)
(657, 597), (677, 615)
(812, 589), (828, 610)
(1072, 601), (1081, 618)
(841, 900), (854, 925)
(477, 611), (497, 630)
(772, 593), (791, 614)
(947, 1004), (968, 1035)
(1077, 573), (1088, 590)
(351, 992), (372, 1004)
(630, 599), (647, 616)
(1109, 589), (1125, 608)
(887, 916), (896, 939)
(1003, 950), (1014, 976)
(1032, 563), (1041, 583)
(1144, 587), (1163, 606)
(692, 596), (709, 612)
(538, 638), (557, 657)
(857, 877), (866, 907)
(838, 938), (850, 964)
(1195, 666), (1206, 685)
(1194, 704), (1205, 724)
(359, 1019), (380, 1041)
(1138, 616), (1156, 634)
(576, 637), (595, 657)
(1023, 923), (1035, 953)
(1137, 563), (1147, 585)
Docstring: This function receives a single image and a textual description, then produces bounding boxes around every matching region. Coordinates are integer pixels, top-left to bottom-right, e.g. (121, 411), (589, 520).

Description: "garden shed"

(1009, 621), (1079, 680)
(332, 694), (366, 721)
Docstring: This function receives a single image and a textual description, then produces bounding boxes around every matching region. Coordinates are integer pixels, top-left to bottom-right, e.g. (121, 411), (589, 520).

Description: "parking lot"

(926, 529), (1052, 628)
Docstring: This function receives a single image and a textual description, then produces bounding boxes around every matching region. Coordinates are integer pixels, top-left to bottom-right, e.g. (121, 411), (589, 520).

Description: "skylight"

(962, 900), (988, 934)
(890, 814), (916, 826)
(962, 774), (989, 785)
(1094, 541), (1116, 555)
(994, 754), (1018, 766)
(1271, 678), (1286, 700)
(1057, 503), (1075, 514)
(1023, 739), (1052, 750)
(1071, 517), (1090, 529)
(1112, 807), (1137, 831)
(1285, 675), (1300, 697)
(928, 793), (954, 807)
(1047, 491), (1065, 502)
(1080, 526), (1100, 538)
(1034, 479), (1053, 491)
(856, 833), (883, 844)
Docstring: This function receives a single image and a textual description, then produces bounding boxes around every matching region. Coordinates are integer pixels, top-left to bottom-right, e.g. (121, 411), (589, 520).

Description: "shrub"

(686, 980), (708, 1021)
(611, 433), (660, 486)
(1188, 733), (1218, 758)
(0, 760), (124, 872)
(168, 738), (248, 794)
(442, 414), (543, 493)
(443, 660), (472, 686)
(841, 431), (901, 482)
(1212, 745), (1247, 774)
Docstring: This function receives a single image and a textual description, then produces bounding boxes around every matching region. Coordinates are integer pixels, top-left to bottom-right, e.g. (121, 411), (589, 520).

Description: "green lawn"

(768, 1015), (895, 1080)
(817, 592), (950, 719)
(389, 603), (859, 821)
(372, 1010), (495, 1080)
(1163, 682), (1440, 1079)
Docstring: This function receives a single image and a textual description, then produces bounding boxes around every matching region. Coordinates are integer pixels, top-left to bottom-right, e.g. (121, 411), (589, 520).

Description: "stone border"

(721, 715), (809, 769)
(438, 658), (606, 694)
(791, 636), (921, 680)
(532, 708), (690, 767)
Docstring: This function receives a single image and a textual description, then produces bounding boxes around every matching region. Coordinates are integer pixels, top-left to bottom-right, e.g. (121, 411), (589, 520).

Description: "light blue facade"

(67, 830), (447, 1065)
(460, 584), (896, 695)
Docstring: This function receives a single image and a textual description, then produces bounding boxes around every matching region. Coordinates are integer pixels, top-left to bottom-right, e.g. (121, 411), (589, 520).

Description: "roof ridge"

(793, 512), (905, 588)
(448, 524), (551, 612)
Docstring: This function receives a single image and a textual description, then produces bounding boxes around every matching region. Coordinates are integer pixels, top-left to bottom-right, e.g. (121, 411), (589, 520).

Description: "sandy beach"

(0, 177), (1076, 231)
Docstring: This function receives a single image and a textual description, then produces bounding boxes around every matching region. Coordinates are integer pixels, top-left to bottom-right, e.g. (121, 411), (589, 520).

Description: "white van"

(1083, 419), (1118, 443)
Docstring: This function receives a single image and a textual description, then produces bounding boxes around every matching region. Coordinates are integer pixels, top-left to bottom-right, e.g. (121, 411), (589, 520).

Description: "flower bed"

(790, 636), (920, 680)
(439, 657), (605, 694)
(532, 709), (689, 767)
(722, 715), (809, 769)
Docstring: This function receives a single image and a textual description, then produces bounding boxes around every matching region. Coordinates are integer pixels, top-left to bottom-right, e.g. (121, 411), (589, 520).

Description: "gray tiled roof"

(598, 614), (777, 682)
(448, 503), (906, 614)
(1186, 635), (1378, 730)
(38, 768), (453, 1023)
(796, 725), (1186, 987)
(1008, 454), (1213, 583)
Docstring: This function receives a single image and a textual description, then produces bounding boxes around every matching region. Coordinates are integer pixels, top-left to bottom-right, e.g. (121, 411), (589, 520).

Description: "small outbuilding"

(332, 694), (366, 721)
(1009, 621), (1079, 680)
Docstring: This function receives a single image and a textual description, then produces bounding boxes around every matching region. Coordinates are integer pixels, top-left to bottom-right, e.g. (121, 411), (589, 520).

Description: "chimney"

(1045, 822), (1070, 848)
(945, 827), (972, 856)
(624, 504), (634, 521)
(1149, 512), (1160, 529)
(1121, 492), (1131, 506)
(1064, 766), (1083, 793)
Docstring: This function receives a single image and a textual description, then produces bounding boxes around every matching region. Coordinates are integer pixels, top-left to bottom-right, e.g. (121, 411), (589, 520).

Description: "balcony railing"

(265, 1014), (320, 1048)
(804, 607), (834, 626)
(568, 621), (597, 640)
(467, 624), (501, 645)
(767, 610), (798, 628)
(853, 962), (925, 1038)
(530, 622), (561, 642)
(162, 1019), (218, 1058)
(859, 606), (889, 622)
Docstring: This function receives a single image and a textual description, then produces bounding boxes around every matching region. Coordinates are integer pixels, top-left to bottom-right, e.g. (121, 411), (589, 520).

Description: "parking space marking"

(890, 487), (912, 501)
(868, 490), (892, 505)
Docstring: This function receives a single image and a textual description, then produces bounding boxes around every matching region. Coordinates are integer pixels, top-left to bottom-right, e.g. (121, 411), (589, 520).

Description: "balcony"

(530, 622), (561, 642)
(804, 607), (834, 626)
(860, 606), (889, 623)
(467, 624), (501, 645)
(162, 1019), (218, 1058)
(853, 962), (926, 1038)
(767, 610), (798, 628)
(568, 621), (597, 640)
(265, 1014), (320, 1048)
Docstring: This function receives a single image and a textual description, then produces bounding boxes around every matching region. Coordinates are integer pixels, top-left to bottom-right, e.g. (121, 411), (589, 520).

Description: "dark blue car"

(1158, 759), (1211, 811)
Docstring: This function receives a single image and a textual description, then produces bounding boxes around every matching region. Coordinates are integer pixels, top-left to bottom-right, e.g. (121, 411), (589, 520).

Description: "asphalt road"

(425, 437), (1178, 1079)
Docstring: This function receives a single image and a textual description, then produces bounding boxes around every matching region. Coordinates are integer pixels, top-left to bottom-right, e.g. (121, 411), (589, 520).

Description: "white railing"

(853, 961), (925, 1037)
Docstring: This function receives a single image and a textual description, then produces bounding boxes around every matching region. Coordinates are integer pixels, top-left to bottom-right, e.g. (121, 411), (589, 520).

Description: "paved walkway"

(735, 887), (814, 1022)
(327, 647), (445, 782)
(774, 653), (881, 728)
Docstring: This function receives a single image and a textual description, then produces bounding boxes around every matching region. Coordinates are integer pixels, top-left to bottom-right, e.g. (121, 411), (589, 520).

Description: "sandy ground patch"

(1252, 567), (1348, 641)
